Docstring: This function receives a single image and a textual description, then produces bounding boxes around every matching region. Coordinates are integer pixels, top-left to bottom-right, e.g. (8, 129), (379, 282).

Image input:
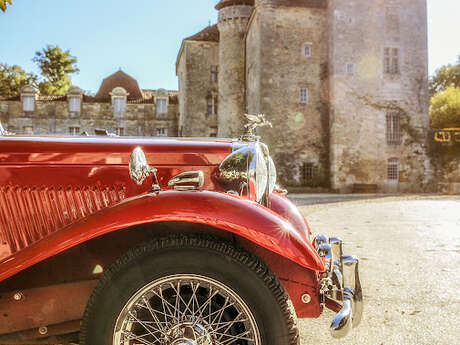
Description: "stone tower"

(216, 0), (254, 137)
(327, 0), (429, 192)
(246, 0), (329, 185)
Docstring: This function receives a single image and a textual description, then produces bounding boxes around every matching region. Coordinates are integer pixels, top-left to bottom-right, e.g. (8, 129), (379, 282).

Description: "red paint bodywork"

(0, 136), (231, 260)
(0, 135), (325, 333)
(0, 190), (324, 282)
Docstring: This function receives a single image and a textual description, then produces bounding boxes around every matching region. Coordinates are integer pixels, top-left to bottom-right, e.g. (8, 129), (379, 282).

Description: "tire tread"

(80, 234), (299, 345)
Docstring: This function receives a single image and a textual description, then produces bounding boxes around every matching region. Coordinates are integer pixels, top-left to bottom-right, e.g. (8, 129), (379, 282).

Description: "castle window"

(68, 96), (81, 114)
(69, 127), (80, 136)
(211, 65), (218, 83)
(115, 127), (124, 136)
(156, 127), (168, 137)
(156, 98), (167, 114)
(22, 96), (34, 112)
(207, 95), (218, 116)
(387, 158), (399, 181)
(384, 47), (400, 74)
(386, 111), (401, 144)
(346, 63), (355, 75)
(23, 126), (34, 135)
(113, 97), (126, 117)
(302, 44), (312, 58)
(69, 96), (81, 117)
(299, 88), (309, 104)
(302, 162), (316, 184)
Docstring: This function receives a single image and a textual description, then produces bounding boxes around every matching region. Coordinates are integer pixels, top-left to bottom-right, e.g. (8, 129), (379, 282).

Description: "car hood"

(0, 136), (233, 166)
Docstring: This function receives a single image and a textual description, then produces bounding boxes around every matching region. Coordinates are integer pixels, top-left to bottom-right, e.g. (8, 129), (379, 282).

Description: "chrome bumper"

(314, 234), (363, 339)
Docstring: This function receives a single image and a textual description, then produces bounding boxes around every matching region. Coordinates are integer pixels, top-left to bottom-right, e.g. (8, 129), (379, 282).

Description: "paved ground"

(291, 195), (460, 345)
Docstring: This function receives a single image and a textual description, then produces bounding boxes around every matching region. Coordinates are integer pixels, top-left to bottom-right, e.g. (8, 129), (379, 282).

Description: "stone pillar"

(216, 1), (254, 137)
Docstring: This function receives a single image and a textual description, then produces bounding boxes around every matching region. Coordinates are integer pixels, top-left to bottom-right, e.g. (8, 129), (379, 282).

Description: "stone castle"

(0, 0), (430, 192)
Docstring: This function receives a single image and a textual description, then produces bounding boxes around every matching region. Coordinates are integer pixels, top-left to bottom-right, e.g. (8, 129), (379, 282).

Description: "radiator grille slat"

(0, 185), (126, 255)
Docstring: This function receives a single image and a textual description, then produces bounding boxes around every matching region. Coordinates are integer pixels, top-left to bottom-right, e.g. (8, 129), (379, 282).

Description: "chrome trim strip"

(168, 171), (204, 191)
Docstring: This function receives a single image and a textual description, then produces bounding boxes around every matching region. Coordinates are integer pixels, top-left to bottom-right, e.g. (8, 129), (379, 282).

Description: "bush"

(430, 85), (460, 129)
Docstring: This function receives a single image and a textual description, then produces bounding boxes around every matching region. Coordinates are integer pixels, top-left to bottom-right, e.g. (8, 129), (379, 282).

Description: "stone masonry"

(0, 71), (179, 138)
(177, 0), (430, 192)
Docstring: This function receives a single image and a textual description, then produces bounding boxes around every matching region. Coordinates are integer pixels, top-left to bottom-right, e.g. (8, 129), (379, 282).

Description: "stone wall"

(246, 3), (329, 186)
(0, 91), (179, 137)
(177, 41), (219, 137)
(328, 0), (429, 192)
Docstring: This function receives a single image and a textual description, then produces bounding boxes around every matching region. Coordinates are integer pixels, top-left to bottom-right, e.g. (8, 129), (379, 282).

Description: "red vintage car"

(0, 120), (362, 345)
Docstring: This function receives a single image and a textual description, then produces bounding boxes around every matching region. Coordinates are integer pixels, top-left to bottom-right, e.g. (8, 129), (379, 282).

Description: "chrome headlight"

(217, 142), (276, 204)
(267, 156), (277, 194)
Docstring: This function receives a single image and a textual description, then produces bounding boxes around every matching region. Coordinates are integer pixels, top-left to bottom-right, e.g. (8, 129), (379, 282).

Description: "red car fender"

(0, 190), (324, 282)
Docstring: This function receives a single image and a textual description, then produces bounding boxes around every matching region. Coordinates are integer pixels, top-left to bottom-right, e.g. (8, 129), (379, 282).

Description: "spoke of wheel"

(122, 330), (157, 345)
(214, 312), (249, 342)
(190, 282), (200, 317)
(171, 281), (196, 317)
(172, 281), (181, 321)
(153, 288), (176, 323)
(210, 315), (248, 335)
(208, 297), (236, 327)
(193, 287), (219, 322)
(141, 296), (168, 336)
(128, 311), (163, 343)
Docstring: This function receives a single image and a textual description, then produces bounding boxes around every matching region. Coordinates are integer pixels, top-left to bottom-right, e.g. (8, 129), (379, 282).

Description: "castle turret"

(216, 0), (254, 137)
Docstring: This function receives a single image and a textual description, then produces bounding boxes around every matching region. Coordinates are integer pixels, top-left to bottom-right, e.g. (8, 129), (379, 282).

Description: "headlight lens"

(217, 142), (276, 204)
(255, 145), (268, 202)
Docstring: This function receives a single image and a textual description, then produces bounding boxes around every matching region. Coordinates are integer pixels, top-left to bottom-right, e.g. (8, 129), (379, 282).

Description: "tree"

(33, 45), (79, 95)
(429, 62), (460, 97)
(0, 63), (37, 96)
(0, 0), (12, 12)
(430, 85), (460, 129)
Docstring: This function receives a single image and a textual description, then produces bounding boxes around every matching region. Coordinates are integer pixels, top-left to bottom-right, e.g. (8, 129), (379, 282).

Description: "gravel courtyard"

(292, 195), (460, 345)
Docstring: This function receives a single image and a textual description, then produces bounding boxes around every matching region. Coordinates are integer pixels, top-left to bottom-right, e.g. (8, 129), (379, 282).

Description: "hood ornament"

(241, 113), (272, 141)
(129, 147), (160, 192)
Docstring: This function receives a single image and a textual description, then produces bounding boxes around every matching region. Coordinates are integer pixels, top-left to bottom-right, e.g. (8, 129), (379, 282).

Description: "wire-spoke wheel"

(80, 235), (299, 345)
(113, 274), (261, 345)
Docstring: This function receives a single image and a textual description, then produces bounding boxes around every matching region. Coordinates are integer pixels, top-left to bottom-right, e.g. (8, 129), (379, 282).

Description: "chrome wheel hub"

(169, 321), (212, 345)
(113, 274), (261, 345)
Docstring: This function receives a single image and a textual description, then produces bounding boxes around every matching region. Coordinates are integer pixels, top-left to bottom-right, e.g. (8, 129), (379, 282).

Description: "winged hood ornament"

(241, 113), (272, 141)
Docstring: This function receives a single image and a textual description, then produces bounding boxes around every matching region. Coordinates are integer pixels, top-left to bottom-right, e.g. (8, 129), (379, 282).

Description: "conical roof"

(95, 70), (143, 100)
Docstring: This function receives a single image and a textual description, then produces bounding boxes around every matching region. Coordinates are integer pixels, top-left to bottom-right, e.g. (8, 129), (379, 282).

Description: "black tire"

(80, 234), (299, 345)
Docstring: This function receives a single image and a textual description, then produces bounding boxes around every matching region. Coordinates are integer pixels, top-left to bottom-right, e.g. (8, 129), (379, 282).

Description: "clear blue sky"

(0, 0), (458, 93)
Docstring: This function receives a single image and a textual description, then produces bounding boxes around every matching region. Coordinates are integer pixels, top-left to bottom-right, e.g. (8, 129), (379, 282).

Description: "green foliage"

(0, 0), (12, 12)
(0, 63), (38, 96)
(33, 45), (79, 95)
(430, 85), (460, 129)
(429, 62), (460, 97)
